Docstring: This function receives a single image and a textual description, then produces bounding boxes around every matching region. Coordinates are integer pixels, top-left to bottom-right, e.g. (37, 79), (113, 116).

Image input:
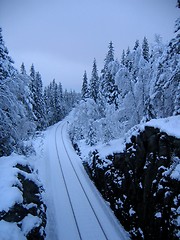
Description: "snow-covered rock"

(79, 116), (180, 240)
(0, 154), (46, 239)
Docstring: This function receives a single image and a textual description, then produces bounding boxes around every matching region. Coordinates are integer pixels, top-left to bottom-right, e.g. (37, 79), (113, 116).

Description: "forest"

(0, 2), (179, 239)
(69, 25), (179, 146)
(0, 30), (80, 156)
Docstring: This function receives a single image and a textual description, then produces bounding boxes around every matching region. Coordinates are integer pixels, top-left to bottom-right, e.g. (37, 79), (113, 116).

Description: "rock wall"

(88, 126), (180, 239)
(0, 163), (47, 239)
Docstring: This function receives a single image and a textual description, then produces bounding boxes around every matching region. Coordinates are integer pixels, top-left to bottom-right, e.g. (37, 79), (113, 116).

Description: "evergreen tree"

(0, 29), (35, 155)
(0, 27), (16, 81)
(177, 0), (180, 8)
(29, 65), (46, 129)
(44, 85), (53, 126)
(100, 71), (119, 107)
(20, 62), (26, 75)
(103, 41), (114, 71)
(89, 59), (99, 102)
(121, 49), (126, 65)
(29, 64), (36, 100)
(81, 71), (89, 99)
(125, 47), (132, 71)
(99, 42), (119, 109)
(142, 37), (150, 62)
(34, 72), (46, 129)
(133, 40), (140, 51)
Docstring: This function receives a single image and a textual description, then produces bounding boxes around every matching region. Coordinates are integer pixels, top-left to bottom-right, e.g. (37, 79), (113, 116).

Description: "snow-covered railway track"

(50, 121), (129, 240)
(55, 122), (109, 240)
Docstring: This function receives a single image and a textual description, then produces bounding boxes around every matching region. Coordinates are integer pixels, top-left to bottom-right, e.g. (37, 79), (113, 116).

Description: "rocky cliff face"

(87, 126), (180, 239)
(0, 162), (47, 239)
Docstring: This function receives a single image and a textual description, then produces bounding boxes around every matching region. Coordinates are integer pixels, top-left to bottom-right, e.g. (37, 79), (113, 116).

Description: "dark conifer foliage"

(44, 79), (80, 126)
(81, 71), (89, 100)
(89, 59), (99, 102)
(142, 37), (150, 61)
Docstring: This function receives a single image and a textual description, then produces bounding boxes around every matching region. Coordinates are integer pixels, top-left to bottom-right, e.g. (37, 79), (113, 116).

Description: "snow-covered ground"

(78, 115), (180, 164)
(0, 115), (179, 239)
(34, 120), (130, 240)
(0, 153), (44, 239)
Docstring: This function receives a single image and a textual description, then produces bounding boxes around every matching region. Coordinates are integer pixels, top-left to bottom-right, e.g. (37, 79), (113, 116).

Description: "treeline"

(69, 13), (180, 145)
(0, 28), (79, 156)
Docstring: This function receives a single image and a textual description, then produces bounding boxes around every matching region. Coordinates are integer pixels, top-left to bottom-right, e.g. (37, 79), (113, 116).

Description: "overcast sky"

(0, 0), (179, 91)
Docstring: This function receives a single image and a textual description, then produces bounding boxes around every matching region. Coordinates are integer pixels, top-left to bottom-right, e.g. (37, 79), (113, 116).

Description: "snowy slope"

(35, 120), (130, 240)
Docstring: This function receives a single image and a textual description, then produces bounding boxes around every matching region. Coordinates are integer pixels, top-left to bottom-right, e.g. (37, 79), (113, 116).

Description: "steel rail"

(59, 122), (109, 240)
(55, 123), (83, 240)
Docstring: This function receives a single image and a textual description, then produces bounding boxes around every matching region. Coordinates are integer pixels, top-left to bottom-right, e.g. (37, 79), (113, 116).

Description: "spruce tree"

(29, 64), (36, 98)
(35, 72), (46, 129)
(0, 28), (15, 81)
(103, 41), (114, 71)
(133, 40), (140, 51)
(121, 49), (126, 65)
(142, 37), (150, 62)
(81, 71), (89, 99)
(125, 47), (132, 71)
(20, 62), (26, 75)
(89, 59), (99, 102)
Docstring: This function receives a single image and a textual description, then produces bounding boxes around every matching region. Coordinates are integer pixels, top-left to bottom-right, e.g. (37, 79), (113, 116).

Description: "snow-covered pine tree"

(44, 85), (53, 126)
(89, 59), (99, 102)
(103, 41), (114, 72)
(0, 27), (16, 81)
(150, 7), (180, 118)
(169, 3), (180, 116)
(125, 47), (132, 71)
(133, 40), (140, 51)
(142, 37), (150, 62)
(29, 65), (46, 129)
(29, 64), (36, 115)
(0, 29), (35, 156)
(34, 72), (46, 129)
(20, 62), (26, 75)
(81, 71), (89, 100)
(121, 49), (126, 66)
(99, 41), (119, 109)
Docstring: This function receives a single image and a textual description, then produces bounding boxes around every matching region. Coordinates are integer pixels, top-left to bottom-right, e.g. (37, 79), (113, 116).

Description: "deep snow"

(0, 153), (43, 239)
(0, 115), (179, 239)
(34, 120), (129, 240)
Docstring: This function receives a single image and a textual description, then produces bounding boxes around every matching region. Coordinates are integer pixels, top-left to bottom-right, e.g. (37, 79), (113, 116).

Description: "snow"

(0, 155), (24, 211)
(21, 214), (42, 236)
(0, 153), (44, 239)
(170, 164), (180, 181)
(144, 115), (180, 138)
(34, 120), (130, 240)
(0, 187), (23, 212)
(0, 221), (26, 240)
(129, 208), (136, 216)
(78, 137), (125, 162)
(155, 212), (162, 218)
(0, 115), (178, 239)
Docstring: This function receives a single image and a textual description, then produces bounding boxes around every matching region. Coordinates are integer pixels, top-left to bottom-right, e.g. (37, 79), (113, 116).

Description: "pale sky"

(0, 0), (179, 91)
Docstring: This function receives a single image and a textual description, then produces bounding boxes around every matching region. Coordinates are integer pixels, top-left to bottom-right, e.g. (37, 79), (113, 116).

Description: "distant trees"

(72, 16), (179, 146)
(0, 27), (79, 156)
(44, 79), (79, 126)
(29, 65), (46, 130)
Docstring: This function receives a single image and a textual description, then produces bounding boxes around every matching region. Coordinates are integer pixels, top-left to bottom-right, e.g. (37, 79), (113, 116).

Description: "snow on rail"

(37, 120), (130, 240)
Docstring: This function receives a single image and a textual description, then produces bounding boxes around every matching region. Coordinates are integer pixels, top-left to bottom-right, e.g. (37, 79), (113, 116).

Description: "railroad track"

(54, 121), (129, 240)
